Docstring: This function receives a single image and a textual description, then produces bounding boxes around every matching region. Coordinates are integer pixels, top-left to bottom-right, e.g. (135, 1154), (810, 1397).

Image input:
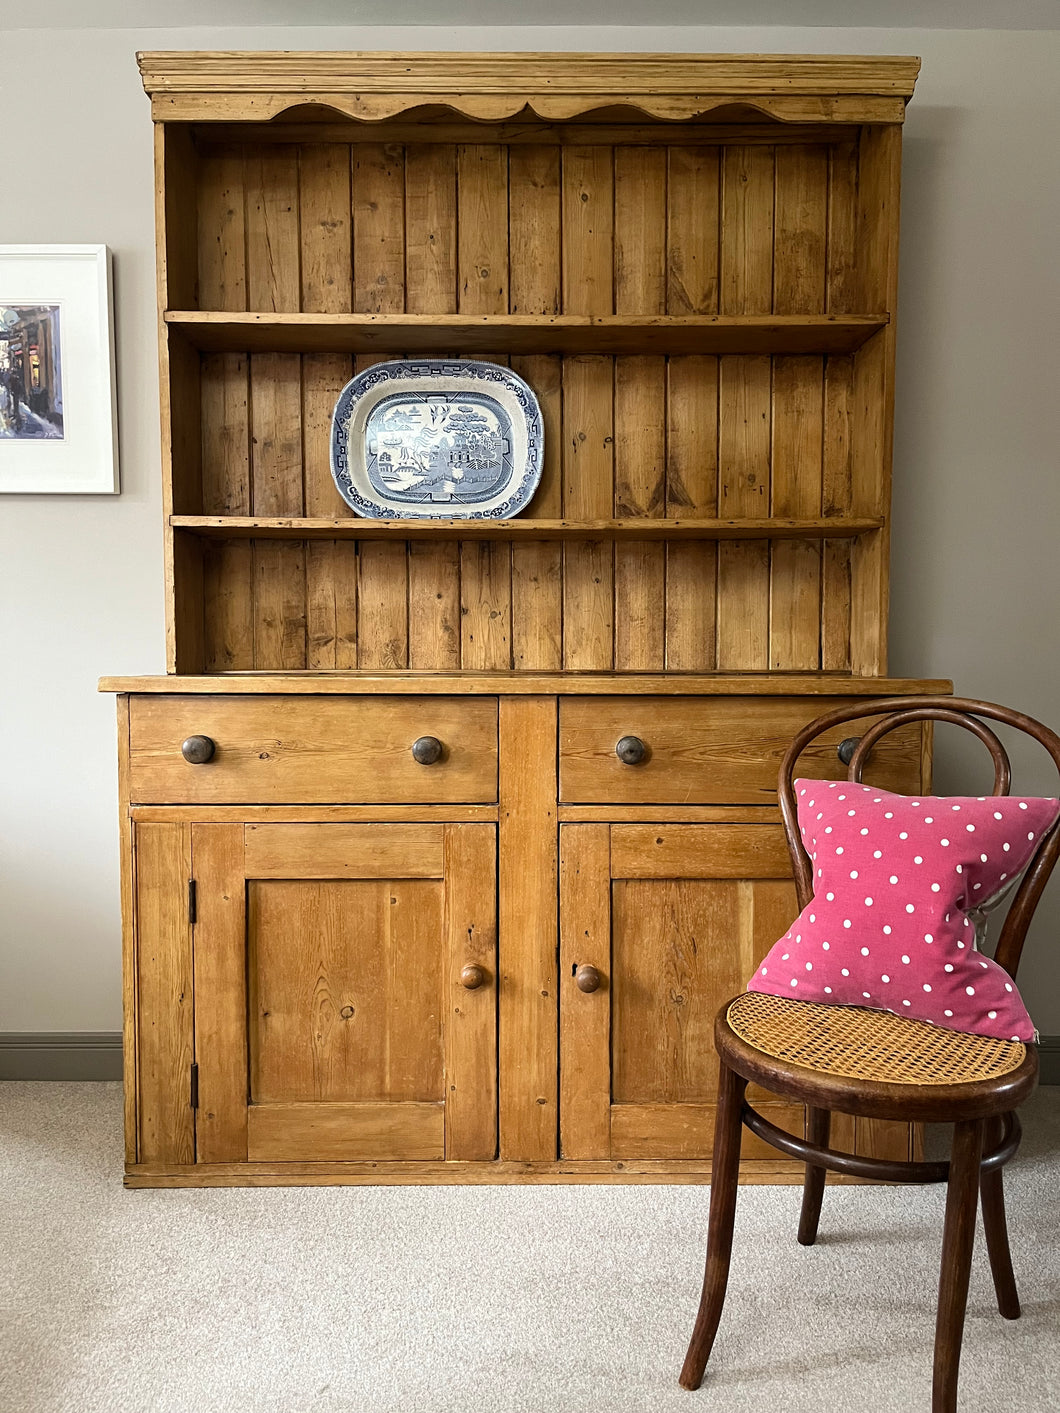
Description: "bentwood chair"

(679, 698), (1060, 1413)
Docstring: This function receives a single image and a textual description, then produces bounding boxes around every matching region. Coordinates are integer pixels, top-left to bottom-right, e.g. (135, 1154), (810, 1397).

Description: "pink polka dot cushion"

(748, 781), (1060, 1041)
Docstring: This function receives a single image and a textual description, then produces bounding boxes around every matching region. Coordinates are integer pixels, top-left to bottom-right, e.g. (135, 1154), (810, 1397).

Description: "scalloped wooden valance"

(136, 51), (921, 126)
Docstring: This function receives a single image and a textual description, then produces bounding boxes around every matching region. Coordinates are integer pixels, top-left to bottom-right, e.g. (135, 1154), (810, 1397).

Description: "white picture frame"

(0, 244), (119, 493)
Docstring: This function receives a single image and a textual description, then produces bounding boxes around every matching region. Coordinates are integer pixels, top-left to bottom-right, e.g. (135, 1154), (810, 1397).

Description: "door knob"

(181, 735), (215, 764)
(615, 735), (647, 765)
(575, 964), (602, 993)
(837, 736), (862, 766)
(411, 735), (444, 764)
(460, 964), (486, 990)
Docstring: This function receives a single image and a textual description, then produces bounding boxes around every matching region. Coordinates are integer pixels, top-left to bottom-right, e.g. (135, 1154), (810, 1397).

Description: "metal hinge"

(190, 1062), (199, 1110)
(188, 878), (197, 925)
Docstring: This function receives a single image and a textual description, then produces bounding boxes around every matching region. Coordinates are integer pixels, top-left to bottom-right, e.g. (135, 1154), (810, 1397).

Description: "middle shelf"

(165, 311), (889, 357)
(171, 516), (885, 542)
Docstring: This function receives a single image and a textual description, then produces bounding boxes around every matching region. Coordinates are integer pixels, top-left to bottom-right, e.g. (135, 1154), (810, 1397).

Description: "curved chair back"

(777, 697), (1060, 980)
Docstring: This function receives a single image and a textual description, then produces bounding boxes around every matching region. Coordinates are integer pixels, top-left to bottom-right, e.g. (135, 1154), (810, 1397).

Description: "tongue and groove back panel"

(163, 119), (897, 675)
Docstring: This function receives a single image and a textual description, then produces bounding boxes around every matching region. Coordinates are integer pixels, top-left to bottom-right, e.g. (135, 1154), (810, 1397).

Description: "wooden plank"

(203, 539), (254, 672)
(613, 357), (666, 669)
(116, 698), (138, 1165)
(200, 353), (250, 514)
(128, 695), (499, 806)
(137, 805), (498, 824)
(134, 822), (195, 1164)
(460, 540), (512, 671)
(561, 146), (614, 315)
(302, 353), (357, 669)
(244, 148), (300, 311)
(408, 541), (461, 670)
(718, 144), (774, 671)
(168, 310), (888, 357)
(610, 1101), (805, 1161)
(457, 144), (509, 314)
(248, 878), (444, 1103)
(558, 824), (611, 1160)
(405, 144), (457, 313)
(247, 1102), (444, 1161)
(191, 824), (248, 1163)
(197, 143), (246, 311)
(298, 143), (352, 312)
(444, 824), (498, 1161)
(498, 698), (558, 1161)
(509, 147), (563, 668)
(610, 825), (791, 881)
(357, 540), (409, 669)
(561, 356), (614, 669)
(665, 356), (718, 669)
(667, 145), (719, 315)
(245, 823), (445, 879)
(352, 144), (406, 313)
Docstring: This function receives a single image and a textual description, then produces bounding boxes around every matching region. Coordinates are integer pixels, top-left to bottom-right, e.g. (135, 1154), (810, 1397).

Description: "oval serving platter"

(330, 358), (544, 519)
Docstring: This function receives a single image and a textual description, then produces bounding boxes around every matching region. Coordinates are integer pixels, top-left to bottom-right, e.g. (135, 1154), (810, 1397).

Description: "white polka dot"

(881, 973), (890, 983)
(988, 1010), (997, 1019)
(782, 953), (790, 961)
(931, 883), (940, 892)
(902, 1000), (911, 1007)
(889, 875), (899, 884)
(1005, 983), (1013, 992)
(843, 919), (852, 929)
(805, 962), (813, 971)
(1019, 801), (1028, 810)
(816, 812), (823, 821)
(1000, 873), (1007, 881)
(924, 817), (934, 823)
(822, 941), (830, 950)
(957, 940), (965, 949)
(761, 967), (767, 975)
(914, 855), (923, 865)
(838, 795), (846, 801)
(883, 926), (892, 935)
(836, 846), (844, 855)
(980, 853), (988, 863)
(862, 991), (871, 1000)
(944, 964), (954, 972)
(923, 983), (932, 992)
(924, 933), (933, 943)
(940, 838), (950, 847)
(884, 812), (894, 819)
(911, 801), (920, 808)
(847, 809), (856, 817)
(826, 892), (835, 901)
(955, 865), (963, 874)
(994, 811), (1003, 820)
(860, 828), (869, 836)
(1012, 1036), (1021, 1042)
(952, 805), (961, 812)
(809, 914), (816, 922)
(899, 831), (909, 840)
(901, 955), (910, 964)
(824, 986), (832, 994)
(860, 946), (870, 956)
(864, 896), (873, 906)
(841, 968), (850, 977)
(825, 826), (833, 834)
(849, 869), (859, 879)
(905, 904), (915, 913)
(944, 1009), (953, 1017)
(873, 850), (882, 859)
(790, 978), (798, 987)
(1029, 831), (1036, 841)
(796, 934), (802, 943)
(966, 986), (975, 996)
(973, 883), (982, 891)
(966, 824), (976, 833)
(1003, 842), (1010, 852)
(980, 960), (989, 969)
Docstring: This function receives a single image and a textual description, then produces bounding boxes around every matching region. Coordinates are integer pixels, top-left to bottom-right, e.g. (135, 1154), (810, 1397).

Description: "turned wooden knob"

(460, 964), (486, 990)
(837, 736), (862, 766)
(615, 735), (647, 765)
(181, 735), (215, 765)
(575, 964), (601, 993)
(411, 735), (444, 765)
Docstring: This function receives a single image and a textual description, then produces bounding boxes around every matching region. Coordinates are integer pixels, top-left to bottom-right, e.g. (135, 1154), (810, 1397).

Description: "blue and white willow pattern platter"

(330, 359), (544, 519)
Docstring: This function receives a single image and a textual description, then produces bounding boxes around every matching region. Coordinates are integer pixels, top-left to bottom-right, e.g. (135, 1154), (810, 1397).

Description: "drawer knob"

(181, 735), (215, 765)
(411, 735), (444, 765)
(615, 735), (647, 766)
(460, 964), (486, 990)
(575, 964), (602, 993)
(837, 736), (862, 767)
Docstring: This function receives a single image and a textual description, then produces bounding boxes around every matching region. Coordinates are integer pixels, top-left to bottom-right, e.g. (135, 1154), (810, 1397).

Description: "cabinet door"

(559, 822), (804, 1162)
(191, 822), (496, 1165)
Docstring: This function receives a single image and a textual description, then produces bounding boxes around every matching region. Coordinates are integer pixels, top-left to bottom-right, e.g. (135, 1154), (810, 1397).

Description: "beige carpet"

(1, 1084), (1058, 1413)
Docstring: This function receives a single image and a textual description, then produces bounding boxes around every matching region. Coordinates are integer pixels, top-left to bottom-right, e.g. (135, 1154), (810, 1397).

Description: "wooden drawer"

(559, 697), (925, 805)
(128, 696), (497, 804)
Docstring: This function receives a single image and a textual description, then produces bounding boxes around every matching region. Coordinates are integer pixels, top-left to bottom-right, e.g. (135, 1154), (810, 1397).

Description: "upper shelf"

(166, 312), (888, 357)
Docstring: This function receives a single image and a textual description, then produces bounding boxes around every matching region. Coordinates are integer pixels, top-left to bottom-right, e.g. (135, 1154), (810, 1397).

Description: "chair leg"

(797, 1106), (831, 1246)
(933, 1119), (985, 1413)
(980, 1114), (1020, 1320)
(679, 1062), (748, 1391)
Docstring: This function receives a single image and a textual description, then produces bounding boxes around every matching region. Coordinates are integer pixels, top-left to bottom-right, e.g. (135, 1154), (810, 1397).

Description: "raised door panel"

(191, 822), (496, 1165)
(559, 822), (803, 1163)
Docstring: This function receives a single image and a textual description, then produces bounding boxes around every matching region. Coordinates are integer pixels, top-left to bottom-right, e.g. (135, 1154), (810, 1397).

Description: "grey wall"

(2, 25), (1058, 1035)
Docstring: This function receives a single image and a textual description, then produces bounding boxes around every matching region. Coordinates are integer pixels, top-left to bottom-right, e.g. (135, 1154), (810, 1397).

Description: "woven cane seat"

(726, 991), (1026, 1087)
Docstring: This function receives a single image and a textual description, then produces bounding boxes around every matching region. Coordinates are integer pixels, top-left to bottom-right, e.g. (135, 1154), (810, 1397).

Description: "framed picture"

(0, 244), (118, 493)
